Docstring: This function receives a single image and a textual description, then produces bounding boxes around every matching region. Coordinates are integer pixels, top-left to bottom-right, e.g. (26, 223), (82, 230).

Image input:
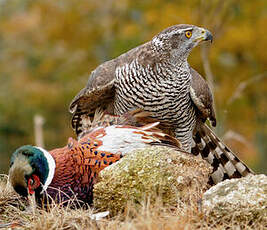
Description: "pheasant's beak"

(9, 168), (28, 197)
(9, 155), (34, 197)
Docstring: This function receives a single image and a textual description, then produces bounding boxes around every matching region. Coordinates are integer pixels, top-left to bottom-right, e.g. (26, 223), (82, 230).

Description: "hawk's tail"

(192, 124), (254, 185)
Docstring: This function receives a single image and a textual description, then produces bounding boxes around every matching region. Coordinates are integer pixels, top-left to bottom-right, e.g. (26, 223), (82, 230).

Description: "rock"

(202, 174), (267, 223)
(93, 146), (212, 216)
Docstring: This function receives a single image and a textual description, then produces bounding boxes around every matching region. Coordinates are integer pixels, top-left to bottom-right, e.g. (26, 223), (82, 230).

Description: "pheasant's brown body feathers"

(39, 111), (182, 204)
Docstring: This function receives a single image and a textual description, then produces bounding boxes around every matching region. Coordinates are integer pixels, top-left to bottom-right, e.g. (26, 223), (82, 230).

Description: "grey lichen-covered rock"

(203, 174), (267, 223)
(93, 146), (212, 216)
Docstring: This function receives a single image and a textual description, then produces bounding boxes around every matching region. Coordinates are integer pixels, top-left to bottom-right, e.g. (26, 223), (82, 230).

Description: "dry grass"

(0, 174), (265, 230)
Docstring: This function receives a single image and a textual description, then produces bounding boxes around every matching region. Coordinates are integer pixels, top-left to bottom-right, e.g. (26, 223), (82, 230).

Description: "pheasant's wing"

(189, 67), (216, 127)
(130, 122), (182, 149)
(192, 123), (254, 185)
(68, 125), (156, 174)
(67, 132), (123, 175)
(77, 122), (182, 164)
(64, 123), (183, 187)
(69, 59), (117, 136)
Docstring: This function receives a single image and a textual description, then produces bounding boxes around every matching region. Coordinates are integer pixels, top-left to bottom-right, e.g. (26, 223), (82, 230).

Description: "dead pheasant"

(9, 110), (181, 205)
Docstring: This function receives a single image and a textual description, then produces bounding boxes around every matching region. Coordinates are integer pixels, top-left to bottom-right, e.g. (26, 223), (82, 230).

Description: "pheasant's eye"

(185, 31), (192, 38)
(22, 151), (33, 157)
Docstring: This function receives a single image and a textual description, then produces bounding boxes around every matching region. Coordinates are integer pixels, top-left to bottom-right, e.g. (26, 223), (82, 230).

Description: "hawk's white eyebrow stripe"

(177, 28), (194, 34)
(165, 27), (194, 36)
(178, 27), (193, 32)
(152, 27), (194, 47)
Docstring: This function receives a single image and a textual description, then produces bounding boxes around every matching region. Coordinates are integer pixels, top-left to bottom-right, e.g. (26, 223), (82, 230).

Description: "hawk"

(69, 24), (253, 184)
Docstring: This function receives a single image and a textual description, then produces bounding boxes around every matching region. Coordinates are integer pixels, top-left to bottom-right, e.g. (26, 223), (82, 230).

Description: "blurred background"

(0, 0), (266, 174)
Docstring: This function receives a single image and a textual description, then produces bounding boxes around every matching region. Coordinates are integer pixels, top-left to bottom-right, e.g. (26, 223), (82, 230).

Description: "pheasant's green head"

(9, 145), (55, 197)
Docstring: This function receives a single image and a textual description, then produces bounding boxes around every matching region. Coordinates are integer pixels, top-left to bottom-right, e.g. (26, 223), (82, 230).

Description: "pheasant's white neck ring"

(36, 147), (56, 193)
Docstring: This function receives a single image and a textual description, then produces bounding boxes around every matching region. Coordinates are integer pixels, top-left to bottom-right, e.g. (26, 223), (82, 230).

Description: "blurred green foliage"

(0, 0), (266, 173)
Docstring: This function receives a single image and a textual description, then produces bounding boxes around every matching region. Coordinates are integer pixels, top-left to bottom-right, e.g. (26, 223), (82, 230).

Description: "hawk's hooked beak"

(204, 30), (213, 43)
(195, 29), (213, 43)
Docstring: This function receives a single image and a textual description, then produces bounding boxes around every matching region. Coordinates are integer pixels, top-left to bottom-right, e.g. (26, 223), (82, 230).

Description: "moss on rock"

(93, 146), (212, 216)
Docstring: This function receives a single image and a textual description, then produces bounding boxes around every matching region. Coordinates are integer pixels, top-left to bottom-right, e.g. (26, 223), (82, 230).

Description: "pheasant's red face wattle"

(27, 174), (40, 195)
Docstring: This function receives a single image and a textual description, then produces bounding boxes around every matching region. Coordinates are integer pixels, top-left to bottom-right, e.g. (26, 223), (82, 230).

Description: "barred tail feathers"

(192, 124), (254, 184)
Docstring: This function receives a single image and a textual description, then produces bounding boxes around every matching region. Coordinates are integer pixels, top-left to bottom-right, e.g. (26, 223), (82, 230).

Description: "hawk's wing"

(189, 67), (216, 127)
(69, 59), (117, 136)
(69, 42), (157, 137)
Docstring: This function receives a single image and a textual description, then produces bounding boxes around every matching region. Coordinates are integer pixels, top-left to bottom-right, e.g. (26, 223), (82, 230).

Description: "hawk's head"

(152, 24), (213, 59)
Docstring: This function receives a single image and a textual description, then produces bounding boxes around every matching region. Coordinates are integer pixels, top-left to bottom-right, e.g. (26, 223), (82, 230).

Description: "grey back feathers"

(69, 24), (254, 185)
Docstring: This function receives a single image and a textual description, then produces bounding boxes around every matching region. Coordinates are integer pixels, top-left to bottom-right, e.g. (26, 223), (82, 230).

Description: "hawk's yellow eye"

(185, 31), (192, 38)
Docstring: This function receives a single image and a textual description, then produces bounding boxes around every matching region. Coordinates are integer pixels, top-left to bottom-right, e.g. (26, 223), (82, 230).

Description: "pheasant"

(8, 111), (181, 205)
(69, 24), (254, 184)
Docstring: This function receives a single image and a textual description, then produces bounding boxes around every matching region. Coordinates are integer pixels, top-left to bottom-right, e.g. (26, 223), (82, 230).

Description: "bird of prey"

(9, 111), (181, 205)
(69, 24), (254, 184)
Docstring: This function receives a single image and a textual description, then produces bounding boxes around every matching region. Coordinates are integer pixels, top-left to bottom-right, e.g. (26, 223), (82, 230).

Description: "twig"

(200, 44), (217, 127)
(34, 114), (45, 148)
(227, 72), (267, 105)
(222, 130), (248, 145)
(201, 45), (215, 95)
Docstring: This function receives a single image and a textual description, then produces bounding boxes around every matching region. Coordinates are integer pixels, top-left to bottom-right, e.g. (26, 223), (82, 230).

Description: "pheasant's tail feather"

(152, 131), (182, 149)
(120, 109), (159, 127)
(99, 108), (159, 128)
(192, 124), (254, 185)
(79, 108), (161, 139)
(135, 127), (182, 149)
